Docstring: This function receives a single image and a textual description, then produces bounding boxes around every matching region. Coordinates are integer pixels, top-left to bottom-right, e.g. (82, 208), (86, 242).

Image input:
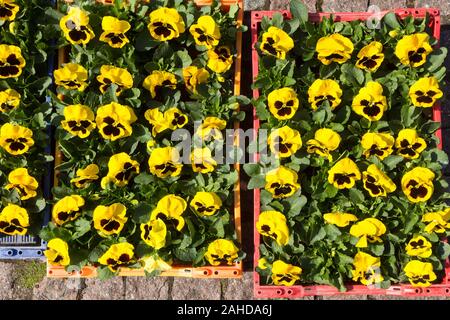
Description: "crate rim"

(251, 8), (450, 298)
(47, 0), (244, 279)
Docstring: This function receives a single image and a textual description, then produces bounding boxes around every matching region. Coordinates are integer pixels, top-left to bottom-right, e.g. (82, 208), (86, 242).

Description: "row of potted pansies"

(39, 0), (246, 278)
(0, 0), (52, 239)
(246, 2), (450, 290)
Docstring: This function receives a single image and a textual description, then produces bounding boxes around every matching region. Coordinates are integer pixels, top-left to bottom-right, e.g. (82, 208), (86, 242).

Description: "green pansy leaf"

(436, 242), (450, 261)
(349, 188), (364, 204)
(425, 47), (447, 73)
(248, 174), (266, 189)
(97, 266), (116, 280)
(290, 0), (308, 24)
(72, 218), (92, 240)
(243, 163), (262, 177)
(340, 63), (364, 86)
(286, 195), (307, 218)
(310, 227), (326, 244)
(383, 12), (401, 29)
(174, 247), (197, 262)
(132, 203), (152, 224)
(383, 155), (404, 171)
(324, 224), (342, 240)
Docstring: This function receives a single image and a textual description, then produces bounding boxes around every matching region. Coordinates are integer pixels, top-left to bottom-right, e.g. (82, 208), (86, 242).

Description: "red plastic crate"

(251, 8), (450, 298)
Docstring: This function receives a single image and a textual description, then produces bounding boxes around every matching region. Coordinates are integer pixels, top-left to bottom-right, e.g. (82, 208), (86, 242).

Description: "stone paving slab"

(172, 278), (222, 300)
(268, 0), (316, 12)
(81, 277), (125, 300)
(321, 0), (368, 12)
(125, 277), (172, 300)
(223, 272), (254, 300)
(368, 0), (409, 10)
(244, 0), (270, 11)
(33, 278), (80, 300)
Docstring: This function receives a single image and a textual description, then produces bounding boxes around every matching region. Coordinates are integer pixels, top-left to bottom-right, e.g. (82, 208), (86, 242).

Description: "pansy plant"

(40, 0), (246, 279)
(248, 1), (450, 290)
(0, 0), (53, 239)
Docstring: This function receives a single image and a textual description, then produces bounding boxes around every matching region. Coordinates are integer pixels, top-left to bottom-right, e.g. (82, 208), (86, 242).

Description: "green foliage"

(252, 10), (450, 290)
(48, 0), (246, 274)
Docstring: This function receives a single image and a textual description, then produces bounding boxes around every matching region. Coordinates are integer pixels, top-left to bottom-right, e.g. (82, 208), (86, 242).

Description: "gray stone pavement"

(1, 0), (450, 301)
(0, 260), (448, 300)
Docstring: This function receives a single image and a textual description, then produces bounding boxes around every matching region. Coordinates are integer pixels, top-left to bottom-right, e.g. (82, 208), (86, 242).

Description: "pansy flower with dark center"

(97, 65), (133, 96)
(96, 102), (137, 141)
(147, 7), (185, 42)
(404, 260), (437, 287)
(268, 125), (302, 158)
(323, 212), (358, 228)
(143, 70), (177, 99)
(140, 218), (167, 249)
(5, 167), (38, 200)
(196, 116), (226, 141)
(327, 158), (361, 189)
(150, 194), (187, 232)
(54, 63), (88, 91)
(361, 132), (394, 160)
(144, 108), (170, 137)
(405, 235), (432, 258)
(101, 152), (139, 189)
(183, 66), (210, 94)
(204, 239), (239, 266)
(352, 82), (387, 121)
(356, 41), (385, 72)
(52, 195), (85, 226)
(409, 76), (443, 108)
(145, 107), (187, 136)
(98, 242), (135, 273)
(148, 146), (183, 178)
(189, 15), (221, 49)
(256, 210), (289, 246)
(351, 252), (384, 286)
(350, 218), (386, 248)
(190, 191), (222, 216)
(0, 0), (19, 22)
(265, 166), (300, 199)
(0, 88), (20, 112)
(306, 128), (341, 161)
(70, 164), (99, 188)
(362, 164), (396, 198)
(0, 44), (26, 79)
(316, 33), (354, 65)
(0, 123), (34, 155)
(307, 79), (342, 111)
(165, 107), (188, 131)
(395, 33), (432, 67)
(59, 7), (95, 45)
(271, 260), (302, 286)
(191, 147), (217, 173)
(61, 104), (96, 138)
(0, 204), (28, 236)
(267, 87), (299, 120)
(395, 129), (427, 159)
(207, 45), (233, 74)
(260, 26), (294, 60)
(401, 167), (435, 203)
(421, 208), (450, 234)
(93, 203), (128, 237)
(44, 238), (70, 267)
(99, 16), (131, 48)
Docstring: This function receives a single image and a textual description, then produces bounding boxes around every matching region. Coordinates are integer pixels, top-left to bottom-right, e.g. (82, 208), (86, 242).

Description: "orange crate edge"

(48, 0), (244, 279)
